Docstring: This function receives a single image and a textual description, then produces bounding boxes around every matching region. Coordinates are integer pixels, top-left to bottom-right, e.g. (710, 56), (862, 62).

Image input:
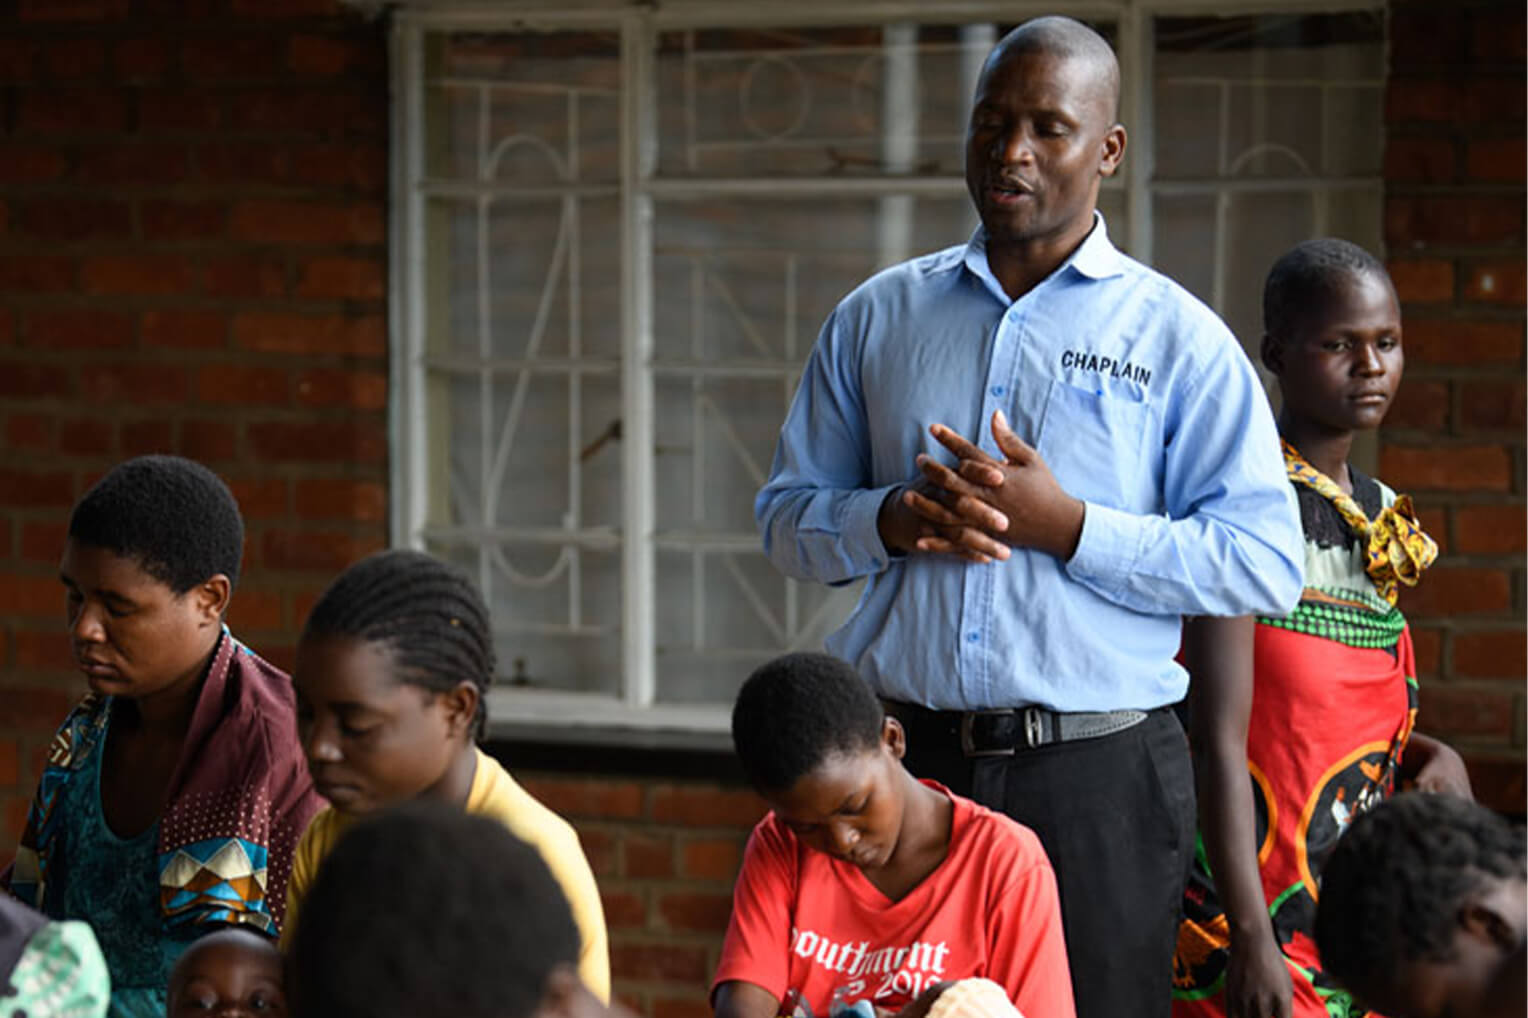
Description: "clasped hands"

(877, 410), (1086, 564)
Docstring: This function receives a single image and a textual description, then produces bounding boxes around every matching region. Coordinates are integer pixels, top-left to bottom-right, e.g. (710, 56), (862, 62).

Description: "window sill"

(484, 720), (743, 781)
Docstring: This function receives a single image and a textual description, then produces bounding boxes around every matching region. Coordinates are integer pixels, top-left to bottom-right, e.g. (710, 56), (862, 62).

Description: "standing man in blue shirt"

(754, 16), (1304, 1018)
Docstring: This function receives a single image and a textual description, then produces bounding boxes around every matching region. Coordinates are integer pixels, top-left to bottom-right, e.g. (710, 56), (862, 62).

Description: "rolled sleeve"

(1065, 500), (1147, 598)
(838, 483), (903, 578)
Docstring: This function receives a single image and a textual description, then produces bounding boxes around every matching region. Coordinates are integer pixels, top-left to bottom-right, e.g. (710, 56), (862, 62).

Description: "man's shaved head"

(983, 16), (1121, 122)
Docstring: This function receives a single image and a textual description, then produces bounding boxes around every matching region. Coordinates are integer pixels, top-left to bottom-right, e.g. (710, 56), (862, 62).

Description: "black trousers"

(892, 705), (1195, 1018)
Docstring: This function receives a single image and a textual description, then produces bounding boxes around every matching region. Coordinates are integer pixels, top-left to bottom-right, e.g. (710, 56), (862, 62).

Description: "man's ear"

(1099, 123), (1127, 177)
(193, 574), (232, 624)
(1260, 333), (1284, 375)
(443, 680), (480, 738)
(883, 716), (907, 761)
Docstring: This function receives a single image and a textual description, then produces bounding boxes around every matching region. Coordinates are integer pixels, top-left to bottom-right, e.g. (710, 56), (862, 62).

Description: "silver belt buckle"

(1023, 705), (1045, 749)
(959, 709), (1017, 758)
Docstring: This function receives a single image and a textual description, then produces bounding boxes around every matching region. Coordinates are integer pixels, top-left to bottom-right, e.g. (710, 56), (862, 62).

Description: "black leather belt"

(887, 700), (1150, 757)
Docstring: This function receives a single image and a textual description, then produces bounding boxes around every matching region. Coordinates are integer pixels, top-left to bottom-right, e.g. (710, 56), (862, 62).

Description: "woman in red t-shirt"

(712, 652), (1076, 1018)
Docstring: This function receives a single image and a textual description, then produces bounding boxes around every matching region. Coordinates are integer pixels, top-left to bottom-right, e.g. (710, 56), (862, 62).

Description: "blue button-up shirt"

(755, 217), (1303, 712)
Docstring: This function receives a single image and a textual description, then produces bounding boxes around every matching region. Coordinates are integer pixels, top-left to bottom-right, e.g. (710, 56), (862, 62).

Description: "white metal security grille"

(384, 1), (1384, 738)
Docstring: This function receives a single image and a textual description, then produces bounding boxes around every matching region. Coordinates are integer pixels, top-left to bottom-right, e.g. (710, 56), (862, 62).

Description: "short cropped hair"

(302, 549), (494, 738)
(731, 652), (885, 793)
(289, 802), (581, 1018)
(68, 455), (244, 594)
(1262, 237), (1391, 345)
(1315, 793), (1527, 986)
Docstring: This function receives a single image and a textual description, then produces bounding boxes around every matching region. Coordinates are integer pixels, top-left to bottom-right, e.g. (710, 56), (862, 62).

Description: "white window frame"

(378, 0), (1385, 739)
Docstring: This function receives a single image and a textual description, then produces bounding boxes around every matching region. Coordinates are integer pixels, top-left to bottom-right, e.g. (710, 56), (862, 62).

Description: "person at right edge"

(1172, 241), (1471, 1018)
(754, 16), (1304, 1018)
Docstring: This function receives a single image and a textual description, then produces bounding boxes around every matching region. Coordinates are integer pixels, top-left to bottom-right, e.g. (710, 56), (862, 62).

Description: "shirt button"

(967, 631), (980, 643)
(990, 385), (1005, 397)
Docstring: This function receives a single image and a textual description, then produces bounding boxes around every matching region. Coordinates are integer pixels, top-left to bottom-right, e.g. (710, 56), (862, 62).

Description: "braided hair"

(302, 549), (494, 739)
(1262, 237), (1391, 347)
(1315, 792), (1526, 987)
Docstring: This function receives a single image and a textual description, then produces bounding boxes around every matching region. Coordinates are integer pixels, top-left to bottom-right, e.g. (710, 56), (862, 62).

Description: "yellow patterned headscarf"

(1282, 440), (1437, 605)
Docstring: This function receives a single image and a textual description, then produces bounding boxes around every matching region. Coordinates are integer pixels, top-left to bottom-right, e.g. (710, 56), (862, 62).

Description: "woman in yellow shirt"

(280, 549), (610, 1002)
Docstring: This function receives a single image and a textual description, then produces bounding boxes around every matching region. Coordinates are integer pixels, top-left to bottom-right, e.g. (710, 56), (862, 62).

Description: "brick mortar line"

(0, 453), (390, 473)
(1423, 679), (1528, 691)
(0, 242), (389, 250)
(1386, 183), (1527, 196)
(1421, 735), (1528, 754)
(0, 342), (390, 356)
(597, 876), (741, 889)
(0, 249), (389, 259)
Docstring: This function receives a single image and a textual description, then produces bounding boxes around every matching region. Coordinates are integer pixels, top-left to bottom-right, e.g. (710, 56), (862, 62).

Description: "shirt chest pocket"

(1035, 379), (1152, 509)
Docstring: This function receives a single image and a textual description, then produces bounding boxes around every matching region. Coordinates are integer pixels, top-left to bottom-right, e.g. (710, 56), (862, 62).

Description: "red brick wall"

(1383, 0), (1527, 813)
(0, 0), (389, 837)
(521, 773), (765, 1016)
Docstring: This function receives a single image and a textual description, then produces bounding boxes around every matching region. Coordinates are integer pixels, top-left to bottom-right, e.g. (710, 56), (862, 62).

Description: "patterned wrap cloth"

(1171, 445), (1436, 1018)
(5, 629), (323, 943)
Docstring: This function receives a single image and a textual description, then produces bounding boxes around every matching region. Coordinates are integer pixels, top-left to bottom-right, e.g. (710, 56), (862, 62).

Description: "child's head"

(1315, 793), (1527, 1018)
(732, 652), (909, 868)
(167, 926), (285, 1017)
(1260, 238), (1402, 436)
(289, 802), (615, 1018)
(294, 549), (493, 815)
(62, 455), (243, 700)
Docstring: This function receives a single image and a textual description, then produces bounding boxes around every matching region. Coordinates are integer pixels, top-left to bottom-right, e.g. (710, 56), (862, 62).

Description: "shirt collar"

(1069, 212), (1125, 279)
(963, 210), (1125, 301)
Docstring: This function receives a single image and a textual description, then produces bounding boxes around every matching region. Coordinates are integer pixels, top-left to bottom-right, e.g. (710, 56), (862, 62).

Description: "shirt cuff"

(1064, 500), (1144, 595)
(840, 483), (905, 578)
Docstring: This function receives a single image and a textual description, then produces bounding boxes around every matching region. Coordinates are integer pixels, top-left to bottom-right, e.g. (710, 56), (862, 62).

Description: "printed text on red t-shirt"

(789, 926), (951, 1004)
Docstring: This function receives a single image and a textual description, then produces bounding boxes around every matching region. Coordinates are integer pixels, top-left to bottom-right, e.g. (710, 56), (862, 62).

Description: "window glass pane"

(423, 365), (624, 695)
(424, 30), (622, 184)
(1154, 79), (1220, 179)
(1152, 193), (1217, 306)
(428, 196), (622, 361)
(1098, 186), (1128, 255)
(1322, 187), (1383, 249)
(656, 25), (986, 179)
(654, 550), (851, 707)
(434, 371), (622, 531)
(1221, 190), (1317, 345)
(425, 538), (622, 698)
(1153, 13), (1385, 180)
(1323, 83), (1384, 176)
(1150, 11), (1385, 371)
(654, 22), (1114, 180)
(1223, 82), (1324, 177)
(653, 197), (917, 366)
(418, 26), (626, 698)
